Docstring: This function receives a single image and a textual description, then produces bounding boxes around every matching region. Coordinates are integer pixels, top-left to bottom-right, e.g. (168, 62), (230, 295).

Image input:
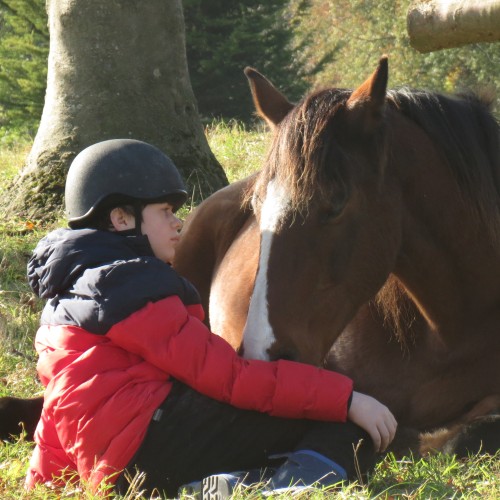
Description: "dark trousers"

(115, 381), (374, 497)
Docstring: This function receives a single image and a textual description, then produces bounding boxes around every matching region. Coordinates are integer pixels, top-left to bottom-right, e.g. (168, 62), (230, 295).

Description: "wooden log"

(407, 0), (500, 52)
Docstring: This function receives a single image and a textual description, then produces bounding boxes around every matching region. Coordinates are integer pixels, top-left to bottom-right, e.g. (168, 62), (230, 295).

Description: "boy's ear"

(109, 207), (136, 232)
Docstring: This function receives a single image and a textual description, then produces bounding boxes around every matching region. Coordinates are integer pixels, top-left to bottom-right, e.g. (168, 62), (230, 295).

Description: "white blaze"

(242, 180), (290, 360)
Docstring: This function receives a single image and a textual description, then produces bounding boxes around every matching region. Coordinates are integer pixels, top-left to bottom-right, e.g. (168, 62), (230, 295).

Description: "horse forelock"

(258, 88), (353, 214)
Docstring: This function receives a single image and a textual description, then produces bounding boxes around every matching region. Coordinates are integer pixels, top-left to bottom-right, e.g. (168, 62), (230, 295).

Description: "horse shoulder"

(174, 174), (256, 321)
(209, 215), (260, 348)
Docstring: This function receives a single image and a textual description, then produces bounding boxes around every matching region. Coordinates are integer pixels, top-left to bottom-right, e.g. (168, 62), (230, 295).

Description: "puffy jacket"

(25, 228), (353, 490)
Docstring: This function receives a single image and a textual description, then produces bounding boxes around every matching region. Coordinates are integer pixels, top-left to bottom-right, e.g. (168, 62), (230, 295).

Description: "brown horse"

(1, 58), (499, 455)
(174, 57), (500, 454)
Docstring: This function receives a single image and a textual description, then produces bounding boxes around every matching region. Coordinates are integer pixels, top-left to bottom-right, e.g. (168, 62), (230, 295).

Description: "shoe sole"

(201, 475), (234, 500)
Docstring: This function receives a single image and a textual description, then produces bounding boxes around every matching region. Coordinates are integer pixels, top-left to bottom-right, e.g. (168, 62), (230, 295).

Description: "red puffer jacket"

(26, 297), (352, 490)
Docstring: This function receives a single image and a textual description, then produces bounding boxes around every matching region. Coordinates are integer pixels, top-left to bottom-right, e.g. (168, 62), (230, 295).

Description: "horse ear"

(244, 67), (294, 129)
(345, 56), (388, 134)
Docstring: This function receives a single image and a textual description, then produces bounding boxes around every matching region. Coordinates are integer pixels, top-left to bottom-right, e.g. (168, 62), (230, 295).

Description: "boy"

(26, 139), (397, 497)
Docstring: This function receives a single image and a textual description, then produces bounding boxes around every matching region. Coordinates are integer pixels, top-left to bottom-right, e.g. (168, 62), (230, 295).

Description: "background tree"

(1, 0), (227, 221)
(0, 0), (48, 138)
(183, 0), (308, 121)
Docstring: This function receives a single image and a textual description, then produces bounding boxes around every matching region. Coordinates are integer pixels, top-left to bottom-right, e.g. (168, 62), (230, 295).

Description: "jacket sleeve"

(106, 296), (353, 422)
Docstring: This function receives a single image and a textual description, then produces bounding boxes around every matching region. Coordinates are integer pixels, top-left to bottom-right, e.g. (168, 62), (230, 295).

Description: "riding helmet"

(65, 139), (188, 228)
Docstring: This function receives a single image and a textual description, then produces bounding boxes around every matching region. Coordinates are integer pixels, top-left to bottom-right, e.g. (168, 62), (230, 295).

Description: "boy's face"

(110, 202), (182, 263)
(140, 202), (182, 264)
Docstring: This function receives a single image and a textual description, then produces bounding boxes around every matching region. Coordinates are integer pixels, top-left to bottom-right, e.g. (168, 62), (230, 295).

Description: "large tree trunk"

(408, 0), (500, 52)
(2, 0), (227, 221)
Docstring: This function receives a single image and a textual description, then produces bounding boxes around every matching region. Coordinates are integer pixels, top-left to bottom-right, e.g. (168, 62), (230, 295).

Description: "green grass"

(0, 124), (498, 498)
(0, 219), (50, 388)
(0, 143), (31, 198)
(205, 119), (269, 183)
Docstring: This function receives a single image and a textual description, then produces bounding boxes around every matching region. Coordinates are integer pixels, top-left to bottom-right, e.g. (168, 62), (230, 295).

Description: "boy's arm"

(106, 295), (353, 422)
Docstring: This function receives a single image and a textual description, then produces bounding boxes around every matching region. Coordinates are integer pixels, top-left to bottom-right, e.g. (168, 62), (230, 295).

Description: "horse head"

(242, 58), (404, 365)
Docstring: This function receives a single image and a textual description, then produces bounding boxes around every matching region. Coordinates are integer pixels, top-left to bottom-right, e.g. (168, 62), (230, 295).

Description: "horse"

(1, 57), (499, 456)
(174, 57), (500, 455)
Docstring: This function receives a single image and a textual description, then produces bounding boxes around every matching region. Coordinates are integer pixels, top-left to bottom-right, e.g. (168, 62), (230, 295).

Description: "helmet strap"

(133, 202), (143, 236)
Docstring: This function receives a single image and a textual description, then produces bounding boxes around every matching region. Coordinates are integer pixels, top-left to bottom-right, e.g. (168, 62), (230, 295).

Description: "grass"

(0, 143), (29, 189)
(0, 122), (498, 498)
(204, 119), (270, 183)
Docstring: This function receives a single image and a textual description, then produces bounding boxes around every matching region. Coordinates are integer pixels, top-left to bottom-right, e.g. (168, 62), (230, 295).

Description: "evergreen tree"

(0, 0), (48, 136)
(183, 0), (308, 122)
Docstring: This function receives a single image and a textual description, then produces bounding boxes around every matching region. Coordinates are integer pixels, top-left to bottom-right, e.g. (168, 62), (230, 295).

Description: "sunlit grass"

(368, 451), (500, 499)
(205, 119), (269, 183)
(0, 143), (30, 198)
(0, 442), (497, 499)
(0, 219), (52, 368)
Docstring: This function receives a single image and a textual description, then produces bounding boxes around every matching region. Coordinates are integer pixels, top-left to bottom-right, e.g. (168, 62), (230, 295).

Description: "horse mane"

(382, 90), (500, 341)
(374, 275), (421, 348)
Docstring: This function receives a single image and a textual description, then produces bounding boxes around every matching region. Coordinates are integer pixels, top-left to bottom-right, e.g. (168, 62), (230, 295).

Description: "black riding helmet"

(65, 139), (188, 228)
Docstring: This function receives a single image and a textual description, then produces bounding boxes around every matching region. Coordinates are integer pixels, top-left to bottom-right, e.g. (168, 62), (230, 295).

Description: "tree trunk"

(2, 0), (227, 221)
(408, 0), (500, 52)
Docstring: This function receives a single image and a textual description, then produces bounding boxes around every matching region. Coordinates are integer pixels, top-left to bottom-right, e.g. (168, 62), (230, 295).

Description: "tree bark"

(407, 0), (500, 52)
(2, 0), (227, 221)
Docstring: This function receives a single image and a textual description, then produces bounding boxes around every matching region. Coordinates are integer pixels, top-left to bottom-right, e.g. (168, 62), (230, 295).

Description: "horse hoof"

(419, 414), (500, 457)
(442, 414), (500, 456)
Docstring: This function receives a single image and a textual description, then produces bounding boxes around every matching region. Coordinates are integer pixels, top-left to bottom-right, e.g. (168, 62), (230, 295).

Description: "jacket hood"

(28, 228), (154, 299)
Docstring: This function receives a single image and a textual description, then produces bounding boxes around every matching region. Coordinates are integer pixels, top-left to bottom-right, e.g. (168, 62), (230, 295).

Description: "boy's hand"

(347, 391), (397, 452)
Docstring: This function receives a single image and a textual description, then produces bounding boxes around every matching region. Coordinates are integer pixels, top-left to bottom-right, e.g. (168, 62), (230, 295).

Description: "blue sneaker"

(267, 450), (347, 494)
(178, 451), (346, 498)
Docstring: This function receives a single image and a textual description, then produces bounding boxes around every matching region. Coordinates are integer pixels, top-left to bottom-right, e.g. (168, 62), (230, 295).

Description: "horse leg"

(419, 394), (500, 456)
(0, 395), (43, 441)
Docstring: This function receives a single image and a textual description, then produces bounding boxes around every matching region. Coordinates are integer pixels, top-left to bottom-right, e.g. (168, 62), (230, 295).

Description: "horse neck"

(388, 120), (500, 340)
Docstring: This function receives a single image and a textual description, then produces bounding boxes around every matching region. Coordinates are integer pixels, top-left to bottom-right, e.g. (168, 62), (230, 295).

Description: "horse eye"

(319, 206), (342, 224)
